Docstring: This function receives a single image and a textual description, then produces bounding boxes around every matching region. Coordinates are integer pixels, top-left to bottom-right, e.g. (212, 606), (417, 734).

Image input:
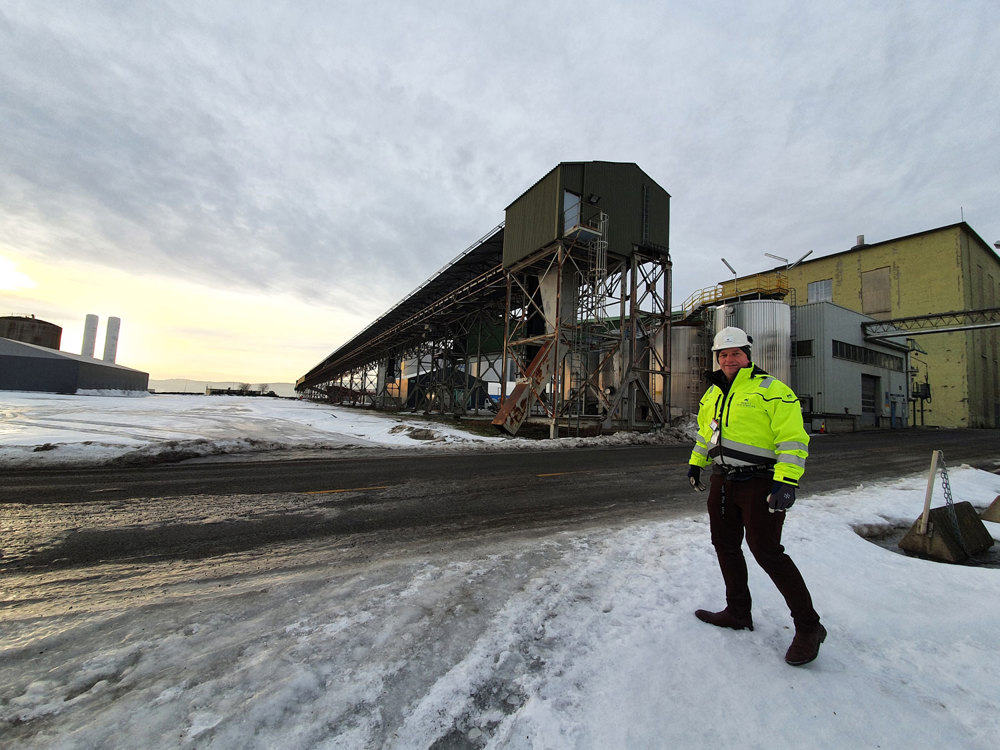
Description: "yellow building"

(737, 223), (998, 428)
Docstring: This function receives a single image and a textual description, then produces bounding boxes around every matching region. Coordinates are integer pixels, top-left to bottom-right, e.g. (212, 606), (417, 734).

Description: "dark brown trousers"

(707, 474), (820, 629)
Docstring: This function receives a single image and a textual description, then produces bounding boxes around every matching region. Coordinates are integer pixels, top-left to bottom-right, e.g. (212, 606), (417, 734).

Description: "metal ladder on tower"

(567, 211), (609, 432)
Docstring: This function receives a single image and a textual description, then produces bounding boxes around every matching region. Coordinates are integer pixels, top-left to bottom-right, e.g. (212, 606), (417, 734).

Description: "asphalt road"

(1, 428), (998, 572)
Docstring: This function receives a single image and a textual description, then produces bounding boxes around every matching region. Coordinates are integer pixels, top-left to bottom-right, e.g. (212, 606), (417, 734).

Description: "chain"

(938, 453), (968, 555)
(939, 455), (955, 506)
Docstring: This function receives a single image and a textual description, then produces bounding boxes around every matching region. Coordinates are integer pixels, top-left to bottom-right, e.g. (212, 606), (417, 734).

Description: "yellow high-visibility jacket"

(688, 364), (809, 485)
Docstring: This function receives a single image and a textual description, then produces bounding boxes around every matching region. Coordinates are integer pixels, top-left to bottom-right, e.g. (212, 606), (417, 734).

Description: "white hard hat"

(712, 326), (752, 351)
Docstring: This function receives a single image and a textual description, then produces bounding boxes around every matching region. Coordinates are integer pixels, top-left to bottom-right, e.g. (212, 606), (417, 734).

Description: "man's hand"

(767, 481), (796, 512)
(688, 465), (706, 491)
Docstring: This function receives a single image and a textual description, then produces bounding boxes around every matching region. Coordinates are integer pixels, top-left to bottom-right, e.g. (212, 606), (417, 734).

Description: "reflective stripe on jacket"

(688, 364), (809, 485)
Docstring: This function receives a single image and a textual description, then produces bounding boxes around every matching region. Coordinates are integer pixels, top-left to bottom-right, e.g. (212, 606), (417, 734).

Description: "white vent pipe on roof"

(103, 316), (121, 363)
(82, 314), (98, 358)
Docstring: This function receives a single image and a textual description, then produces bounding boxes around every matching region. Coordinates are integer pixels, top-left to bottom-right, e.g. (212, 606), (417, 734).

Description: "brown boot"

(694, 608), (753, 631)
(785, 623), (827, 666)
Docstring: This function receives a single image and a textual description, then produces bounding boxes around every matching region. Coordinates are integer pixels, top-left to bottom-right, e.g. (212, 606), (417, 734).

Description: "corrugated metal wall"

(575, 161), (670, 259)
(502, 162), (670, 268)
(502, 166), (560, 267)
(792, 302), (909, 424)
(789, 302), (827, 411)
(670, 325), (708, 415)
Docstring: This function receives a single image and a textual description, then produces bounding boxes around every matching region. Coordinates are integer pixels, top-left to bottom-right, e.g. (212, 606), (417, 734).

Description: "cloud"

(0, 255), (36, 291)
(0, 0), (998, 381)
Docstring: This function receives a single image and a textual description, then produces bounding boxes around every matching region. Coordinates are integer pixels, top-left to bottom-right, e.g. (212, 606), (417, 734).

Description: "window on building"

(861, 266), (891, 317)
(807, 278), (832, 303)
(563, 190), (581, 231)
(792, 339), (814, 357)
(832, 340), (903, 371)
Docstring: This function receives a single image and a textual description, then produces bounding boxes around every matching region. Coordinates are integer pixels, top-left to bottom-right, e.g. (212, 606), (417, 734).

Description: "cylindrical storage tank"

(713, 300), (791, 384)
(670, 325), (709, 415)
(82, 314), (99, 357)
(0, 315), (63, 349)
(103, 316), (121, 363)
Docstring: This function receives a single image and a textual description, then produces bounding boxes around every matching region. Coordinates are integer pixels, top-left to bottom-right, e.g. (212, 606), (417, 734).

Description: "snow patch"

(0, 391), (689, 467)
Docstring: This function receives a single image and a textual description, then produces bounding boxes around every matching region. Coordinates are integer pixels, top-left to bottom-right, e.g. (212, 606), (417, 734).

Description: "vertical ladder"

(570, 212), (609, 431)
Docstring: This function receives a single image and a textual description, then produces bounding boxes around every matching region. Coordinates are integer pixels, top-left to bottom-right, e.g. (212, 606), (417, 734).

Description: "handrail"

(681, 272), (789, 318)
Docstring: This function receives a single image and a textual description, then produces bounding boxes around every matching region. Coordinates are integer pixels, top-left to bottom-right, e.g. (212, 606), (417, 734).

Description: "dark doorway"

(861, 374), (880, 427)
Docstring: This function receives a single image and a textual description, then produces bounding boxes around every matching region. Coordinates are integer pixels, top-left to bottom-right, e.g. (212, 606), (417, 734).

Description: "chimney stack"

(103, 316), (121, 363)
(82, 314), (98, 358)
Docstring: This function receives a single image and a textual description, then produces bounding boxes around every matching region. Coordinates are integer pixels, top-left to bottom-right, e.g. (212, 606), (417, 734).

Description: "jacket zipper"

(714, 393), (728, 467)
(717, 370), (749, 464)
(723, 392), (736, 427)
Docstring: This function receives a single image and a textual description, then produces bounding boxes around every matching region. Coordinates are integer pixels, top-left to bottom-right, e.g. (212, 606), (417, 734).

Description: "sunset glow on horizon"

(1, 249), (368, 383)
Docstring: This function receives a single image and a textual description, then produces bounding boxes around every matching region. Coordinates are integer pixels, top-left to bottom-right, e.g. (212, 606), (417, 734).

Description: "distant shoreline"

(148, 379), (296, 398)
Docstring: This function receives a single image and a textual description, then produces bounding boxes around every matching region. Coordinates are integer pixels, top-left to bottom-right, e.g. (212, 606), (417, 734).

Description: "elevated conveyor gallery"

(296, 162), (672, 437)
(296, 223), (507, 405)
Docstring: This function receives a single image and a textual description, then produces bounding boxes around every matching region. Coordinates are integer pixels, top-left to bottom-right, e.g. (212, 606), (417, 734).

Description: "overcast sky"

(1, 1), (998, 383)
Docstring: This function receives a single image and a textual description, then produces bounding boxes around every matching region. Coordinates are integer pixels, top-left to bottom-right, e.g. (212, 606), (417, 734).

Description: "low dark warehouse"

(0, 338), (149, 393)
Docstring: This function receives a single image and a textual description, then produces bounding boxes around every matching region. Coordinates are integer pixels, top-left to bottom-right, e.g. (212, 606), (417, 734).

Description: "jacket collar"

(707, 363), (769, 390)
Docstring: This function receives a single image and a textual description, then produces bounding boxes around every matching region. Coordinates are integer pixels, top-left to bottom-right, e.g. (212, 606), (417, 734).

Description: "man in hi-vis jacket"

(687, 326), (826, 666)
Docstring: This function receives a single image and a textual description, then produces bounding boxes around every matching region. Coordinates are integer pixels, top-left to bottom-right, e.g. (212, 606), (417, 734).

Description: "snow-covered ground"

(0, 391), (506, 467)
(2, 391), (999, 749)
(0, 391), (687, 467)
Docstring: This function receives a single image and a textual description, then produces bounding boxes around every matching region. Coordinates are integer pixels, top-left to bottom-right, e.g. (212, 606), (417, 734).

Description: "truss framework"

(862, 306), (1000, 339)
(497, 213), (671, 436)
(298, 221), (672, 437)
(300, 290), (509, 419)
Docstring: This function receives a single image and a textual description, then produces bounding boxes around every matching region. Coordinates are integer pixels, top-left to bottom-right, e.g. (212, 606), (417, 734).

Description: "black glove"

(767, 481), (796, 512)
(688, 465), (706, 492)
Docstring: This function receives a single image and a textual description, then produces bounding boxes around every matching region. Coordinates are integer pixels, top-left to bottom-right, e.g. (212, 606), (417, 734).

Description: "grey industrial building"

(1, 312), (150, 396)
(0, 338), (149, 393)
(792, 302), (910, 431)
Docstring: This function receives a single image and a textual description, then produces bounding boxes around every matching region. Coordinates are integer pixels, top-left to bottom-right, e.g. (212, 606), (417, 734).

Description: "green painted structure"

(502, 161), (670, 268)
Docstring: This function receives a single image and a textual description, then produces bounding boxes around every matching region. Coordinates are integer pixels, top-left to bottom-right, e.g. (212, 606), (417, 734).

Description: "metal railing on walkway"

(680, 272), (789, 318)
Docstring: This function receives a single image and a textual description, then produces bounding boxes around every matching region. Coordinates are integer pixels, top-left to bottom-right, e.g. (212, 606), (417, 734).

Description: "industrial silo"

(670, 325), (709, 416)
(713, 300), (791, 384)
(0, 315), (62, 350)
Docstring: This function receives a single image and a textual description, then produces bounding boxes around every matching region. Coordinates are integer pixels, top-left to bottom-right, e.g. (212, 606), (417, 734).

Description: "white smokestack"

(103, 316), (121, 363)
(82, 314), (98, 358)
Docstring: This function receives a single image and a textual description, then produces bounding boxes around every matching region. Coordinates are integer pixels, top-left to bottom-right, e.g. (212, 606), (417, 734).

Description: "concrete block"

(898, 501), (995, 563)
(981, 496), (1000, 523)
